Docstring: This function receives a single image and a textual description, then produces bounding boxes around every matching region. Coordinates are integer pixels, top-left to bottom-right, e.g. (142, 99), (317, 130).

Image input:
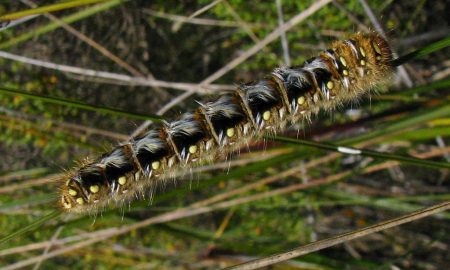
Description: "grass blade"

(0, 210), (61, 245)
(0, 85), (163, 122)
(272, 136), (450, 169)
(393, 35), (450, 66)
(0, 0), (113, 21)
(340, 104), (450, 145)
(397, 78), (450, 96)
(224, 201), (450, 270)
(0, 0), (126, 49)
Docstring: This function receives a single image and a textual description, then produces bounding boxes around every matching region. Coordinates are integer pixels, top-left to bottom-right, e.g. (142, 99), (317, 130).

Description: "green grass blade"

(397, 78), (450, 96)
(328, 191), (450, 219)
(340, 104), (450, 145)
(393, 35), (450, 66)
(0, 210), (61, 245)
(0, 194), (54, 212)
(387, 126), (450, 141)
(0, 0), (126, 49)
(271, 137), (450, 169)
(0, 85), (163, 122)
(0, 0), (112, 21)
(0, 167), (48, 181)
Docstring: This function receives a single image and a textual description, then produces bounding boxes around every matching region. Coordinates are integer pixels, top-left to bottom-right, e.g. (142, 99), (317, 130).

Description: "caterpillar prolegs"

(60, 33), (393, 214)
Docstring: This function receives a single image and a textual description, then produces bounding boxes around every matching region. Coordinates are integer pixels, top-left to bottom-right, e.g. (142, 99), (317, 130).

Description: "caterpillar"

(60, 32), (393, 214)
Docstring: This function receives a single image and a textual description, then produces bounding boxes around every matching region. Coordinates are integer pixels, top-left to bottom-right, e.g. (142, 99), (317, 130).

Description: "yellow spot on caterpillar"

(326, 81), (334, 90)
(339, 56), (347, 67)
(68, 189), (77, 196)
(89, 185), (99, 193)
(151, 161), (160, 170)
(226, 127), (235, 137)
(359, 47), (366, 57)
(76, 198), (84, 205)
(360, 59), (366, 66)
(263, 111), (271, 121)
(189, 145), (197, 154)
(118, 176), (127, 186)
(376, 55), (382, 61)
(343, 69), (349, 76)
(372, 41), (382, 54)
(297, 96), (306, 105)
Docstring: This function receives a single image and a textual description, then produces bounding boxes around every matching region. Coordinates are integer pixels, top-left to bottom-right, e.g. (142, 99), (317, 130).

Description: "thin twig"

(133, 0), (333, 134)
(0, 235), (114, 270)
(331, 0), (370, 33)
(172, 0), (225, 32)
(275, 0), (291, 66)
(0, 229), (117, 257)
(358, 0), (414, 87)
(20, 0), (146, 78)
(220, 1), (278, 77)
(0, 107), (128, 141)
(222, 1), (261, 43)
(0, 14), (40, 32)
(0, 50), (232, 93)
(0, 174), (62, 194)
(0, 168), (48, 184)
(395, 28), (450, 48)
(31, 226), (63, 270)
(186, 0), (224, 19)
(145, 9), (262, 29)
(224, 201), (450, 269)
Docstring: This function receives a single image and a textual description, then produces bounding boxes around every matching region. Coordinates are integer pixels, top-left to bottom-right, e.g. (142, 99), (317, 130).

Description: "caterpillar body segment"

(60, 33), (393, 214)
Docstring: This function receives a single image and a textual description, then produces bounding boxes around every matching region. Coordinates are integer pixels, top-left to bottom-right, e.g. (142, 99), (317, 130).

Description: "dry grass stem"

(0, 51), (231, 93)
(224, 201), (450, 269)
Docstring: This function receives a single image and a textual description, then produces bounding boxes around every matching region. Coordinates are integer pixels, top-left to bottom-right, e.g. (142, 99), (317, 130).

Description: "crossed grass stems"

(0, 1), (449, 269)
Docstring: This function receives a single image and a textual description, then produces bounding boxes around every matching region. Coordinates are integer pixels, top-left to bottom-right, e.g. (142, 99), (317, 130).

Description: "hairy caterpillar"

(60, 32), (393, 214)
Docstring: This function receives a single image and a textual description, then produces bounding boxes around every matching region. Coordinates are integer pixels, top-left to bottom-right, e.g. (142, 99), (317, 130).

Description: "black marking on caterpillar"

(60, 33), (393, 214)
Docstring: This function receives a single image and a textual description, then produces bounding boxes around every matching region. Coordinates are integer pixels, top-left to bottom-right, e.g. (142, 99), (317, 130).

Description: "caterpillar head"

(59, 167), (109, 213)
(368, 32), (393, 65)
